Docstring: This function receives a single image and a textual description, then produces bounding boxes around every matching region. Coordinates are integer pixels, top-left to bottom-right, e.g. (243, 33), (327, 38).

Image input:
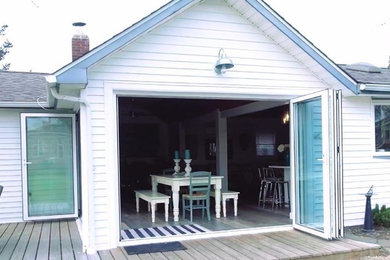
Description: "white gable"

(89, 0), (344, 99)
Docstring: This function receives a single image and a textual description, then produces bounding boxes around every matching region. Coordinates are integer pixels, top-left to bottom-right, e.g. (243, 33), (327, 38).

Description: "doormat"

(121, 224), (210, 240)
(124, 241), (186, 255)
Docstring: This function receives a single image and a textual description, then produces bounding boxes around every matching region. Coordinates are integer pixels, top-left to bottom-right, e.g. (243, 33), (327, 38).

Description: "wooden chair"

(182, 171), (211, 222)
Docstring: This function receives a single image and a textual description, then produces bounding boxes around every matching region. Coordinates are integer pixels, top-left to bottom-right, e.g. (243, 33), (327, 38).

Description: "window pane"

(26, 117), (74, 216)
(295, 97), (324, 231)
(255, 133), (275, 156)
(375, 105), (390, 152)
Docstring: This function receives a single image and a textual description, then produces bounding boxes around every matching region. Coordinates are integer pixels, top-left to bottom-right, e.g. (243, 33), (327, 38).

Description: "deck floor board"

(0, 223), (17, 255)
(0, 219), (383, 259)
(10, 222), (34, 260)
(23, 222), (43, 260)
(0, 222), (26, 259)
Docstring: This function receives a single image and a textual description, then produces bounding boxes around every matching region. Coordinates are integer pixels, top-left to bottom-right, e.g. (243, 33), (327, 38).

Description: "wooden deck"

(0, 219), (381, 260)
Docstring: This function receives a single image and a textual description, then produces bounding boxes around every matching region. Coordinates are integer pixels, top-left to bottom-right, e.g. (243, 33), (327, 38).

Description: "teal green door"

(294, 96), (324, 230)
(22, 114), (77, 220)
(291, 90), (343, 239)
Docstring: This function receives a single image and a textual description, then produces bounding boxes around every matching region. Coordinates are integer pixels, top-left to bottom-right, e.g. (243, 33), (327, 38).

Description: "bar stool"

(272, 179), (290, 210)
(258, 168), (277, 208)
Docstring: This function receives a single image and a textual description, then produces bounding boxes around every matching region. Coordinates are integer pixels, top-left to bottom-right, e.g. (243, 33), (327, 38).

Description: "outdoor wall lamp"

(214, 48), (234, 74)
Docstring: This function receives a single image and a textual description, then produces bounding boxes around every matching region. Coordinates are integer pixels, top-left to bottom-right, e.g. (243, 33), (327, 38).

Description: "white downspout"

(47, 77), (96, 254)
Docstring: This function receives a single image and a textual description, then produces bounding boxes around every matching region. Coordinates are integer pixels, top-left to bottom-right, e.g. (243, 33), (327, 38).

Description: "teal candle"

(184, 149), (191, 159)
(174, 150), (179, 159)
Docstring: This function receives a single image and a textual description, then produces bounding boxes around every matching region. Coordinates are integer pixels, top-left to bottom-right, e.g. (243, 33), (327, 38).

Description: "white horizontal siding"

(81, 80), (111, 250)
(226, 0), (349, 92)
(342, 96), (390, 226)
(0, 110), (23, 223)
(90, 0), (329, 98)
(85, 0), (353, 249)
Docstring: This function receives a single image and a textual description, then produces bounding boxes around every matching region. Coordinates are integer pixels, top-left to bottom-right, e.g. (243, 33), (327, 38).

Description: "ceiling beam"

(220, 101), (287, 118)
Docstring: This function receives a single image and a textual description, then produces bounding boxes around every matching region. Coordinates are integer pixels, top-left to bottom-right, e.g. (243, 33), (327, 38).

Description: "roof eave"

(0, 102), (49, 108)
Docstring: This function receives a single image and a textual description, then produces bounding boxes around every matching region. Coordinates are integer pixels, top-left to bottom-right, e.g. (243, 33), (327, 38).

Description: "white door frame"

(290, 89), (343, 239)
(21, 113), (78, 221)
(104, 83), (343, 247)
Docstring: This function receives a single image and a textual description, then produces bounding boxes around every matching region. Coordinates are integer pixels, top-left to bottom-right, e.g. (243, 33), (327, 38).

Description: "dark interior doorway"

(117, 97), (291, 233)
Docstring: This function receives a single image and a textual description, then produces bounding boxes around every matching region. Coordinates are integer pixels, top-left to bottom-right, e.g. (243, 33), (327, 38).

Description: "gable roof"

(340, 64), (390, 85)
(53, 0), (359, 94)
(340, 64), (390, 93)
(0, 71), (49, 107)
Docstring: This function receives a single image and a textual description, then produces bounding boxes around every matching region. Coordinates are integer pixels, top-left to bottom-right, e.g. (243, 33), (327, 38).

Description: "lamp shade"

(214, 48), (234, 74)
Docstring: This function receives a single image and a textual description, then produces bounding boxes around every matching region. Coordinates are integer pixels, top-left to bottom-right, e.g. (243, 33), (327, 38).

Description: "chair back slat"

(262, 168), (275, 179)
(189, 171), (211, 196)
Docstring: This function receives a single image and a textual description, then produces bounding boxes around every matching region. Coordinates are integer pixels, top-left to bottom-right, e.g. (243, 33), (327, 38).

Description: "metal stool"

(258, 168), (277, 208)
(272, 180), (290, 210)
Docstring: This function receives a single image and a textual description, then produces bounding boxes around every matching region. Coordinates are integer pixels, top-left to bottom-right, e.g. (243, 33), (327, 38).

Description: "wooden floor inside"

(0, 219), (381, 260)
(121, 200), (292, 231)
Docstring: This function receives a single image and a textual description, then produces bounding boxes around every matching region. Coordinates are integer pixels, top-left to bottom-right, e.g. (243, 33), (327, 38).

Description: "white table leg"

(151, 202), (156, 223)
(234, 197), (238, 216)
(135, 194), (139, 213)
(165, 202), (169, 222)
(222, 197), (226, 217)
(215, 182), (221, 218)
(172, 185), (180, 221)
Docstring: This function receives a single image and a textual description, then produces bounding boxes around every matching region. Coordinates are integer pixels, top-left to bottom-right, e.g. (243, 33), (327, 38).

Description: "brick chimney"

(72, 22), (89, 61)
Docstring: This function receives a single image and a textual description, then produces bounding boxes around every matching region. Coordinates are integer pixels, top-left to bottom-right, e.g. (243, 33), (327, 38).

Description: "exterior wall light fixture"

(214, 48), (234, 74)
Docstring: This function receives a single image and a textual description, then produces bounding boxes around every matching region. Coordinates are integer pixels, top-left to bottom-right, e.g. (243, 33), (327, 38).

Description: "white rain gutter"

(46, 75), (96, 254)
(359, 83), (390, 92)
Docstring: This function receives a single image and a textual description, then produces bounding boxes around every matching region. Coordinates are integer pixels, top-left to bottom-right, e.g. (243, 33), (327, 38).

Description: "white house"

(1, 0), (390, 254)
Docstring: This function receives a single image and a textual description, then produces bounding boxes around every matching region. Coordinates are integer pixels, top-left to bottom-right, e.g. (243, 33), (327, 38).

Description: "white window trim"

(372, 100), (390, 157)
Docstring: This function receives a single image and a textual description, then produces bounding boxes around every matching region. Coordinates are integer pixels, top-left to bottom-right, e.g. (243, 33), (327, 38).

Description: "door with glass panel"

(290, 89), (343, 239)
(21, 114), (77, 220)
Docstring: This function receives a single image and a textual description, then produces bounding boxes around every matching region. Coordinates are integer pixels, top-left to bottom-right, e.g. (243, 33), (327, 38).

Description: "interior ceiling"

(118, 97), (288, 122)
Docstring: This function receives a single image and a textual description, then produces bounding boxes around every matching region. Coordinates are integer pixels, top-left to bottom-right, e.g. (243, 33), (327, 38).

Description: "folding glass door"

(21, 114), (77, 220)
(290, 90), (343, 239)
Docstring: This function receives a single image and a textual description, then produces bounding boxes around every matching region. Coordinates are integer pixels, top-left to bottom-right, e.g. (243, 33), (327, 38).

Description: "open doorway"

(117, 97), (291, 240)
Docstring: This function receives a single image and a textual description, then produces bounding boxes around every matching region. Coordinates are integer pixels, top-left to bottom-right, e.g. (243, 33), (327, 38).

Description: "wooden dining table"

(150, 174), (223, 221)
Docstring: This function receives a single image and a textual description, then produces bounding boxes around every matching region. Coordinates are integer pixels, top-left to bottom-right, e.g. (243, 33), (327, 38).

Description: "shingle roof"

(340, 64), (390, 85)
(0, 71), (49, 105)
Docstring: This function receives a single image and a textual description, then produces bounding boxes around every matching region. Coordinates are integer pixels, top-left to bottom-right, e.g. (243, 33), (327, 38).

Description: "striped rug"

(121, 224), (210, 240)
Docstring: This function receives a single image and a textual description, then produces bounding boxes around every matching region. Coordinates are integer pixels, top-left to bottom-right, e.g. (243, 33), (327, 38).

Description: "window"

(374, 104), (390, 152)
(256, 133), (275, 156)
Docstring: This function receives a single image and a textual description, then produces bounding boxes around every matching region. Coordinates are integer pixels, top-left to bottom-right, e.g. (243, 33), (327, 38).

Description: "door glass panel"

(295, 97), (324, 231)
(26, 117), (74, 216)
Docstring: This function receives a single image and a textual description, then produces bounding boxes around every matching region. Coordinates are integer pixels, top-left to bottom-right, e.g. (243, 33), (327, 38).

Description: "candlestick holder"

(184, 159), (192, 177)
(173, 159), (181, 175)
